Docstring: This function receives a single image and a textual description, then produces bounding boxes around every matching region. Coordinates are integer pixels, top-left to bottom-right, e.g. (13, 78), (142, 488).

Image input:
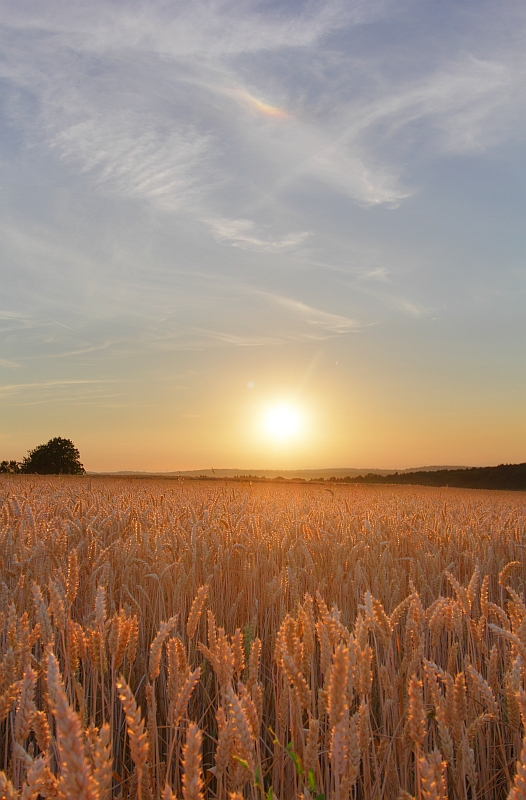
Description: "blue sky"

(1, 0), (525, 470)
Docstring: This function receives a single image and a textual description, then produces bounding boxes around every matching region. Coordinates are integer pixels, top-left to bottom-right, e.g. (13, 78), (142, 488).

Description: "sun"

(263, 405), (302, 441)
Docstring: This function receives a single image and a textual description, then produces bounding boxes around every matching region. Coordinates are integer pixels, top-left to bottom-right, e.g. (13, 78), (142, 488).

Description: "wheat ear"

(182, 722), (204, 800)
(14, 666), (37, 744)
(408, 674), (426, 748)
(116, 674), (149, 794)
(88, 723), (113, 799)
(225, 686), (255, 773)
(46, 651), (98, 800)
(328, 643), (350, 728)
(186, 585), (208, 641)
(66, 548), (79, 605)
(509, 736), (526, 799)
(173, 666), (201, 724)
(418, 749), (447, 800)
(31, 710), (51, 753)
(499, 561), (521, 587)
(0, 771), (16, 800)
(149, 616), (178, 681)
(19, 756), (46, 800)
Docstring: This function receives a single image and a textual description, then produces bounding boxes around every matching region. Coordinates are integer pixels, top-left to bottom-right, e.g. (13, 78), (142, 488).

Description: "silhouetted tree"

(0, 460), (21, 474)
(21, 437), (85, 475)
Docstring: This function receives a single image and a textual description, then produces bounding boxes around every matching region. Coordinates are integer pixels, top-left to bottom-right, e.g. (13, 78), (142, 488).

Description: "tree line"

(0, 437), (85, 474)
(331, 462), (526, 491)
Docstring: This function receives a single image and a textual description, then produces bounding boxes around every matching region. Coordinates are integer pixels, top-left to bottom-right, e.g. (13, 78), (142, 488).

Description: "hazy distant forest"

(337, 463), (526, 491)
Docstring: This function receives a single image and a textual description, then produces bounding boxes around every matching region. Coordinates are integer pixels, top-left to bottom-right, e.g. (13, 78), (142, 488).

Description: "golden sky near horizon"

(3, 335), (525, 472)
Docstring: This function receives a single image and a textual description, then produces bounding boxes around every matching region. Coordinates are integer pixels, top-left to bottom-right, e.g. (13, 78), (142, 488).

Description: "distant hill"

(90, 465), (467, 480)
(87, 463), (526, 490)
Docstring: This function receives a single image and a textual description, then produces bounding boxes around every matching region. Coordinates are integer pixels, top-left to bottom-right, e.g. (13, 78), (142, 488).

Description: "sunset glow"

(263, 405), (302, 441)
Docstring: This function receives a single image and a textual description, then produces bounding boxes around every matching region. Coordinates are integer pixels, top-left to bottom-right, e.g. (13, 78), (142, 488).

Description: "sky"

(1, 0), (525, 471)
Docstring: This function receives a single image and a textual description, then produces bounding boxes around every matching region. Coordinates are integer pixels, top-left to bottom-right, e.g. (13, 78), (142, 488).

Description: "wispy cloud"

(0, 379), (115, 400)
(260, 292), (361, 335)
(29, 344), (113, 360)
(345, 55), (515, 155)
(392, 298), (434, 319)
(3, 0), (525, 235)
(54, 120), (214, 209)
(205, 217), (308, 252)
(2, 395), (126, 408)
(0, 311), (34, 331)
(3, 0), (394, 58)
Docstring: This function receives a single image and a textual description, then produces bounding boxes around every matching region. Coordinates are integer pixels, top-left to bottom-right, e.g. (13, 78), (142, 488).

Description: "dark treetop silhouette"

(20, 437), (85, 475)
(0, 460), (21, 474)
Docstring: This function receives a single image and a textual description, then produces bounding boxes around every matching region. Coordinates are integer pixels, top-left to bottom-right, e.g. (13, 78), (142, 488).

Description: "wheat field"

(0, 476), (525, 799)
